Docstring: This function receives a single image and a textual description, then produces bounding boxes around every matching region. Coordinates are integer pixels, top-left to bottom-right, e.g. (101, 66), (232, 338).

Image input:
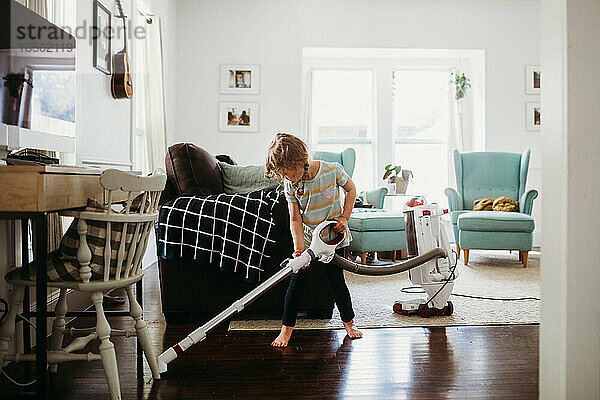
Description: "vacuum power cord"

(400, 250), (541, 303)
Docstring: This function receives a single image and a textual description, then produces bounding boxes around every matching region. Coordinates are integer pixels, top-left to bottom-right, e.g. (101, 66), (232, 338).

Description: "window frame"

(303, 48), (485, 195)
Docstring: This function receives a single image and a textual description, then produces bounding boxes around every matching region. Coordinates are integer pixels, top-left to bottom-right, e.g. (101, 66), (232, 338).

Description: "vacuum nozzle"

(157, 347), (178, 374)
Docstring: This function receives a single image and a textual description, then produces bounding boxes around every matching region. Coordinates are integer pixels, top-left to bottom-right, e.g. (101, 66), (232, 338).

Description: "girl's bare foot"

(343, 320), (363, 339)
(271, 325), (294, 347)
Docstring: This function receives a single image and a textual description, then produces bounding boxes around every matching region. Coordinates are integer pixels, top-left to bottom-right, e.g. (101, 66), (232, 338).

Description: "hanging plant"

(2, 73), (33, 99)
(452, 72), (471, 100)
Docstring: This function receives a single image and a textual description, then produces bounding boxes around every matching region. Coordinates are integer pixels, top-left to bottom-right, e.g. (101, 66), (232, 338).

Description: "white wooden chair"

(0, 169), (167, 400)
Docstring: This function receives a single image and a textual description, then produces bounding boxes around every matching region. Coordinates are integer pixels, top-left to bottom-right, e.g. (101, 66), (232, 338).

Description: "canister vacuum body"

(393, 198), (458, 317)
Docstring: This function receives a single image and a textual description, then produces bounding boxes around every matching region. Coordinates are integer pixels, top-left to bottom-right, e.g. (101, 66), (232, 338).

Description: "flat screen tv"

(0, 0), (76, 136)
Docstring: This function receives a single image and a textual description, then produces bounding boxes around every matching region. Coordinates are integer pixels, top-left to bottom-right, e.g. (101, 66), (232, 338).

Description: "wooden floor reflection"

(0, 263), (539, 399)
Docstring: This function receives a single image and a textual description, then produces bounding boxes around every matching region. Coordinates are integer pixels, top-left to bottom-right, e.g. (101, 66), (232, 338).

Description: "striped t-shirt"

(284, 161), (352, 249)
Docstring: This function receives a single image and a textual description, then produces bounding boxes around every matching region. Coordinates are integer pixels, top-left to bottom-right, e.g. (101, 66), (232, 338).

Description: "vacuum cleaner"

(157, 197), (457, 375)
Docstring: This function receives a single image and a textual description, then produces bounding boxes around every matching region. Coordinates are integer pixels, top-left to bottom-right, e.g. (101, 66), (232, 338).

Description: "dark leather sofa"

(157, 143), (335, 323)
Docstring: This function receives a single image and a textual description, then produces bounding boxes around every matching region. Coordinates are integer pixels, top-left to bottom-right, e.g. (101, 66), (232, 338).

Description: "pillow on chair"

(492, 196), (519, 212)
(473, 198), (494, 211)
(472, 197), (519, 212)
(9, 199), (145, 282)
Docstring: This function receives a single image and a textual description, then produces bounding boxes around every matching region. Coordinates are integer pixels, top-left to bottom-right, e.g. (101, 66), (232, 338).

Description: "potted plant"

(383, 164), (414, 195)
(2, 73), (33, 125)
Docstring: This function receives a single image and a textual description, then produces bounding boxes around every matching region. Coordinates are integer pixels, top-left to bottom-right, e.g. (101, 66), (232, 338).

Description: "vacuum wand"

(156, 247), (315, 374)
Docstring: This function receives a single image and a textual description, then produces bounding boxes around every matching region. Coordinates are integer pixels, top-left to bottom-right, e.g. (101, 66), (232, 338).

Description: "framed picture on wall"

(220, 65), (261, 94)
(525, 65), (541, 94)
(93, 0), (112, 75)
(219, 102), (259, 133)
(526, 102), (541, 131)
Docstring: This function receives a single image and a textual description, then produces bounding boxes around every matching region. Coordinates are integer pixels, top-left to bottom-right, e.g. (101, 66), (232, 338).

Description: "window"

(309, 70), (375, 191)
(393, 69), (451, 204)
(304, 48), (484, 208)
(30, 69), (76, 137)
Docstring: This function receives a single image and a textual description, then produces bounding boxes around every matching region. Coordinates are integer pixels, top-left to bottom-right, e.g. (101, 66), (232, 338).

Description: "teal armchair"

(312, 148), (356, 178)
(445, 149), (538, 267)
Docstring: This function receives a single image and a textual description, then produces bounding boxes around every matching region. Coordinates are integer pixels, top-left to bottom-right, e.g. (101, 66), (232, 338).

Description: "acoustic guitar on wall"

(111, 0), (133, 99)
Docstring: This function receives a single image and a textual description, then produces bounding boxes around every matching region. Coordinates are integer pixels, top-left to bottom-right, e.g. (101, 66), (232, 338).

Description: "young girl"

(265, 133), (363, 347)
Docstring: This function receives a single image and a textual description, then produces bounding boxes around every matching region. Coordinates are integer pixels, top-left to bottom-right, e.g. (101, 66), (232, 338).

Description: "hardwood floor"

(0, 263), (539, 399)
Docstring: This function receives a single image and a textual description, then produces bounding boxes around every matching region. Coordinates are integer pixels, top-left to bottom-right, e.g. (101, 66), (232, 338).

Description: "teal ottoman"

(457, 211), (535, 267)
(347, 209), (407, 264)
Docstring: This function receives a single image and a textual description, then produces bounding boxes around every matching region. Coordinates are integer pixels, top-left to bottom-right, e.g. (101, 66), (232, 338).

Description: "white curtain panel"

(140, 17), (167, 173)
(447, 95), (463, 189)
(446, 69), (467, 191)
(27, 0), (48, 17)
(302, 69), (314, 144)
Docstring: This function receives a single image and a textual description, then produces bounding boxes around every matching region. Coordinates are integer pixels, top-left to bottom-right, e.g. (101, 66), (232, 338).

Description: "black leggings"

(282, 249), (355, 327)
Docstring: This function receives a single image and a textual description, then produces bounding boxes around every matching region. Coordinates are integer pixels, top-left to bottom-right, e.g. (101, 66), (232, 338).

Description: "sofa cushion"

(166, 143), (223, 196)
(218, 162), (279, 195)
(349, 209), (405, 232)
(457, 211), (535, 232)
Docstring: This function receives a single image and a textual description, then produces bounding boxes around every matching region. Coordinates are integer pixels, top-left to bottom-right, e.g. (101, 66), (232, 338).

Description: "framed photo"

(93, 0), (112, 75)
(526, 102), (541, 131)
(525, 65), (541, 95)
(220, 64), (260, 94)
(219, 102), (259, 133)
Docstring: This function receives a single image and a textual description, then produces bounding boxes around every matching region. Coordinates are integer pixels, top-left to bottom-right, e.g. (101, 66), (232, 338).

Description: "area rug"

(229, 251), (540, 331)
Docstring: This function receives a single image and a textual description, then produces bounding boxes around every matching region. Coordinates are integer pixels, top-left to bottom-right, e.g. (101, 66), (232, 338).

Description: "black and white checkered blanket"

(157, 189), (285, 283)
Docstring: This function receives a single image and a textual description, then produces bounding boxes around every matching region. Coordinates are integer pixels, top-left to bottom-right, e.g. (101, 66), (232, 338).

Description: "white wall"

(75, 0), (177, 168)
(540, 0), (600, 397)
(175, 0), (543, 244)
(75, 0), (132, 167)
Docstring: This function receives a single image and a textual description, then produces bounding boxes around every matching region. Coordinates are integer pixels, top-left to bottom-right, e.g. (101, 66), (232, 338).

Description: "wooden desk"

(0, 165), (130, 397)
(0, 165), (127, 212)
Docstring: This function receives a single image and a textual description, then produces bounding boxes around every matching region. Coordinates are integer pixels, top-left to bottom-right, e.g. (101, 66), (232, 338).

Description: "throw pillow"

(492, 196), (519, 212)
(10, 199), (143, 282)
(218, 162), (280, 194)
(165, 143), (223, 196)
(473, 198), (494, 211)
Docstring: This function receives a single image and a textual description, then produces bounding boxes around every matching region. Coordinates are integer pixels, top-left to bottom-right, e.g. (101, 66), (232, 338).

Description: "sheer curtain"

(302, 69), (313, 142)
(447, 68), (468, 192)
(25, 0), (48, 17)
(134, 16), (167, 174)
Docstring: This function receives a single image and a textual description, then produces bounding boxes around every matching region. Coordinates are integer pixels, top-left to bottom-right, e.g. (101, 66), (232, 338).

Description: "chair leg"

(360, 253), (367, 265)
(463, 250), (470, 265)
(48, 288), (68, 373)
(0, 285), (24, 372)
(91, 291), (121, 400)
(518, 251), (523, 262)
(521, 251), (529, 268)
(126, 286), (160, 380)
(399, 250), (408, 260)
(456, 244), (461, 258)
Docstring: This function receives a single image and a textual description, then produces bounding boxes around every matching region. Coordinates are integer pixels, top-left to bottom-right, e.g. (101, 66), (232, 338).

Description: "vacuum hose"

(331, 248), (447, 276)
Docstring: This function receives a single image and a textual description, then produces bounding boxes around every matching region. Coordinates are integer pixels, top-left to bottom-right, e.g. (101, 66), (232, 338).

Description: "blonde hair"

(265, 133), (309, 179)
